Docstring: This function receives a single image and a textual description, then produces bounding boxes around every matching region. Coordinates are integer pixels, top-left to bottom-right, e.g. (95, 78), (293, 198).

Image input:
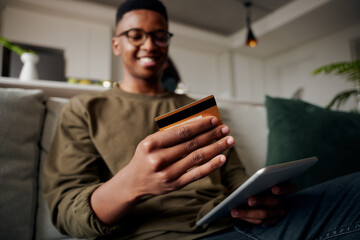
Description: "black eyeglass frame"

(117, 28), (174, 48)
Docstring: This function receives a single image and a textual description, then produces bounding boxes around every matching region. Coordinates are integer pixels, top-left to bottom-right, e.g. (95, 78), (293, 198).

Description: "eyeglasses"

(117, 28), (173, 48)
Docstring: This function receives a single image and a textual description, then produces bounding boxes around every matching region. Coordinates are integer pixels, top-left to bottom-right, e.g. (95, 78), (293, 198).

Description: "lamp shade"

(246, 27), (257, 47)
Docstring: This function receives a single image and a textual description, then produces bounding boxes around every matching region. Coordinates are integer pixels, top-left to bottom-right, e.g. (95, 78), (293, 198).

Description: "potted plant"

(0, 37), (35, 55)
(0, 36), (39, 81)
(313, 60), (360, 112)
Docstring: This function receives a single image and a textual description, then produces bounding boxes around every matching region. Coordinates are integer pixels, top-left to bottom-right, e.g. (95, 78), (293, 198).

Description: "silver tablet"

(196, 156), (318, 226)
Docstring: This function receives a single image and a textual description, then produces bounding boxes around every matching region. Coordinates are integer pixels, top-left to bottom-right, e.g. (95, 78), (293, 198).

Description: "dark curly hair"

(116, 0), (168, 25)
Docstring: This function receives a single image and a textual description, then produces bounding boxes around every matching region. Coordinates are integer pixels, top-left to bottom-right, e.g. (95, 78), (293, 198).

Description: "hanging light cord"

(245, 2), (252, 28)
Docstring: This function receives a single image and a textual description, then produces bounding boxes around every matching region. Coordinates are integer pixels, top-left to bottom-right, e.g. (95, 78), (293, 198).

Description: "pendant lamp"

(245, 1), (258, 47)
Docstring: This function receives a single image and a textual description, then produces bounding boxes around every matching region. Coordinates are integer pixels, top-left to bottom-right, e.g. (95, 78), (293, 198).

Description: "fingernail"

(231, 210), (239, 217)
(249, 197), (256, 206)
(211, 117), (218, 126)
(221, 126), (230, 134)
(272, 186), (280, 194)
(226, 136), (235, 145)
(220, 155), (226, 165)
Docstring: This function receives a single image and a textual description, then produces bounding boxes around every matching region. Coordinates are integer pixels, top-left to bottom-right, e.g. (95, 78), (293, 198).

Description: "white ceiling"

(3, 0), (360, 58)
(234, 0), (360, 57)
(78, 0), (360, 58)
(80, 0), (293, 35)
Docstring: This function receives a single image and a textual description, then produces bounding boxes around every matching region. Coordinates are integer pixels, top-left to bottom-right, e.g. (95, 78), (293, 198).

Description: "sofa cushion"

(265, 95), (360, 189)
(40, 97), (69, 153)
(218, 100), (267, 175)
(36, 97), (72, 240)
(0, 88), (45, 240)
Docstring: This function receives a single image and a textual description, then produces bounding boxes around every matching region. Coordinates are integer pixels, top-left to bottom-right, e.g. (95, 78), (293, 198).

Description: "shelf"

(0, 77), (108, 99)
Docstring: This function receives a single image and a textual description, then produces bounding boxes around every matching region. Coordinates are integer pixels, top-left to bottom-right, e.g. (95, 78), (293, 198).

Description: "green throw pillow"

(265, 95), (360, 190)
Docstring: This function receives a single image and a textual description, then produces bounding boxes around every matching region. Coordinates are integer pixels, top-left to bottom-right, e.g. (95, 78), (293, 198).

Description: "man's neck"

(118, 78), (167, 96)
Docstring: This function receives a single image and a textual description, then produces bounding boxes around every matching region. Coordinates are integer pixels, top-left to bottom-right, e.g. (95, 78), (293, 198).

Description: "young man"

(44, 0), (360, 239)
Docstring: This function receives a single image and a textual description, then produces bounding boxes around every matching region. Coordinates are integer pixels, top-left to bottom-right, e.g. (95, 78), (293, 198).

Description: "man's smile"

(138, 56), (158, 67)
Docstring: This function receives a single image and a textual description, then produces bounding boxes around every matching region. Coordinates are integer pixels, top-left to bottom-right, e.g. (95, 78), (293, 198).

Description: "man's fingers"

(271, 182), (297, 195)
(230, 183), (293, 226)
(176, 155), (227, 187)
(246, 182), (297, 208)
(231, 208), (286, 225)
(167, 136), (234, 178)
(158, 124), (230, 165)
(239, 217), (280, 226)
(247, 195), (280, 208)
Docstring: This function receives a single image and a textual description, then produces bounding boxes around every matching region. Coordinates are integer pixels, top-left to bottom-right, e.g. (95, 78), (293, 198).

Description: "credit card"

(155, 95), (222, 131)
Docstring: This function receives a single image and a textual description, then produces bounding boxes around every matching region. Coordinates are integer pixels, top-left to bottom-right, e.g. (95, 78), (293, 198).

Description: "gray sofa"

(3, 82), (359, 239)
(0, 86), (268, 240)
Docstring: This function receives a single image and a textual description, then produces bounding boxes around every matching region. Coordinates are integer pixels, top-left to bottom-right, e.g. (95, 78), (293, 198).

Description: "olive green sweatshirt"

(43, 88), (248, 240)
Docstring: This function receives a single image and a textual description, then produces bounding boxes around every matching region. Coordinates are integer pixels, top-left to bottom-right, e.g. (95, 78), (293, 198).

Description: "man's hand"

(91, 116), (235, 224)
(230, 182), (297, 226)
(126, 116), (235, 196)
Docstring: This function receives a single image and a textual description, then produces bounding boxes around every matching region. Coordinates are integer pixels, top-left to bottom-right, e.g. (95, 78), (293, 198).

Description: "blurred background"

(0, 0), (359, 109)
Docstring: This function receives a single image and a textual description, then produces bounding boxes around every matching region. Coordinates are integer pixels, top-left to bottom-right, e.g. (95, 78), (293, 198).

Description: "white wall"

(170, 18), (360, 109)
(168, 21), (233, 99)
(170, 47), (219, 97)
(1, 6), (112, 81)
(231, 54), (264, 103)
(264, 23), (360, 109)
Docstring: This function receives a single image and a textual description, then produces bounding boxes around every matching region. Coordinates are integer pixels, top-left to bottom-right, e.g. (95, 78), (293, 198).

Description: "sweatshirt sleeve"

(43, 98), (120, 238)
(221, 148), (249, 193)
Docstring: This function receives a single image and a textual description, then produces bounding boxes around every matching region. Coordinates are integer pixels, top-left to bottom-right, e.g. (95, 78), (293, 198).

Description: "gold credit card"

(155, 95), (222, 131)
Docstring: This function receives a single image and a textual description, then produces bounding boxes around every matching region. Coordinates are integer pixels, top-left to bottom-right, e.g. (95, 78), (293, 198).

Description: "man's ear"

(112, 37), (122, 56)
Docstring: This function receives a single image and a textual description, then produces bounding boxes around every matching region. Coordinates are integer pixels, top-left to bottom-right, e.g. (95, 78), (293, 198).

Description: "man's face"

(113, 9), (169, 81)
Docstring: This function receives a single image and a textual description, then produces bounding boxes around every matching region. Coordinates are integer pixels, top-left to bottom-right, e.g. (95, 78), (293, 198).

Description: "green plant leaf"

(313, 60), (360, 83)
(327, 89), (358, 109)
(313, 60), (360, 111)
(0, 36), (35, 55)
